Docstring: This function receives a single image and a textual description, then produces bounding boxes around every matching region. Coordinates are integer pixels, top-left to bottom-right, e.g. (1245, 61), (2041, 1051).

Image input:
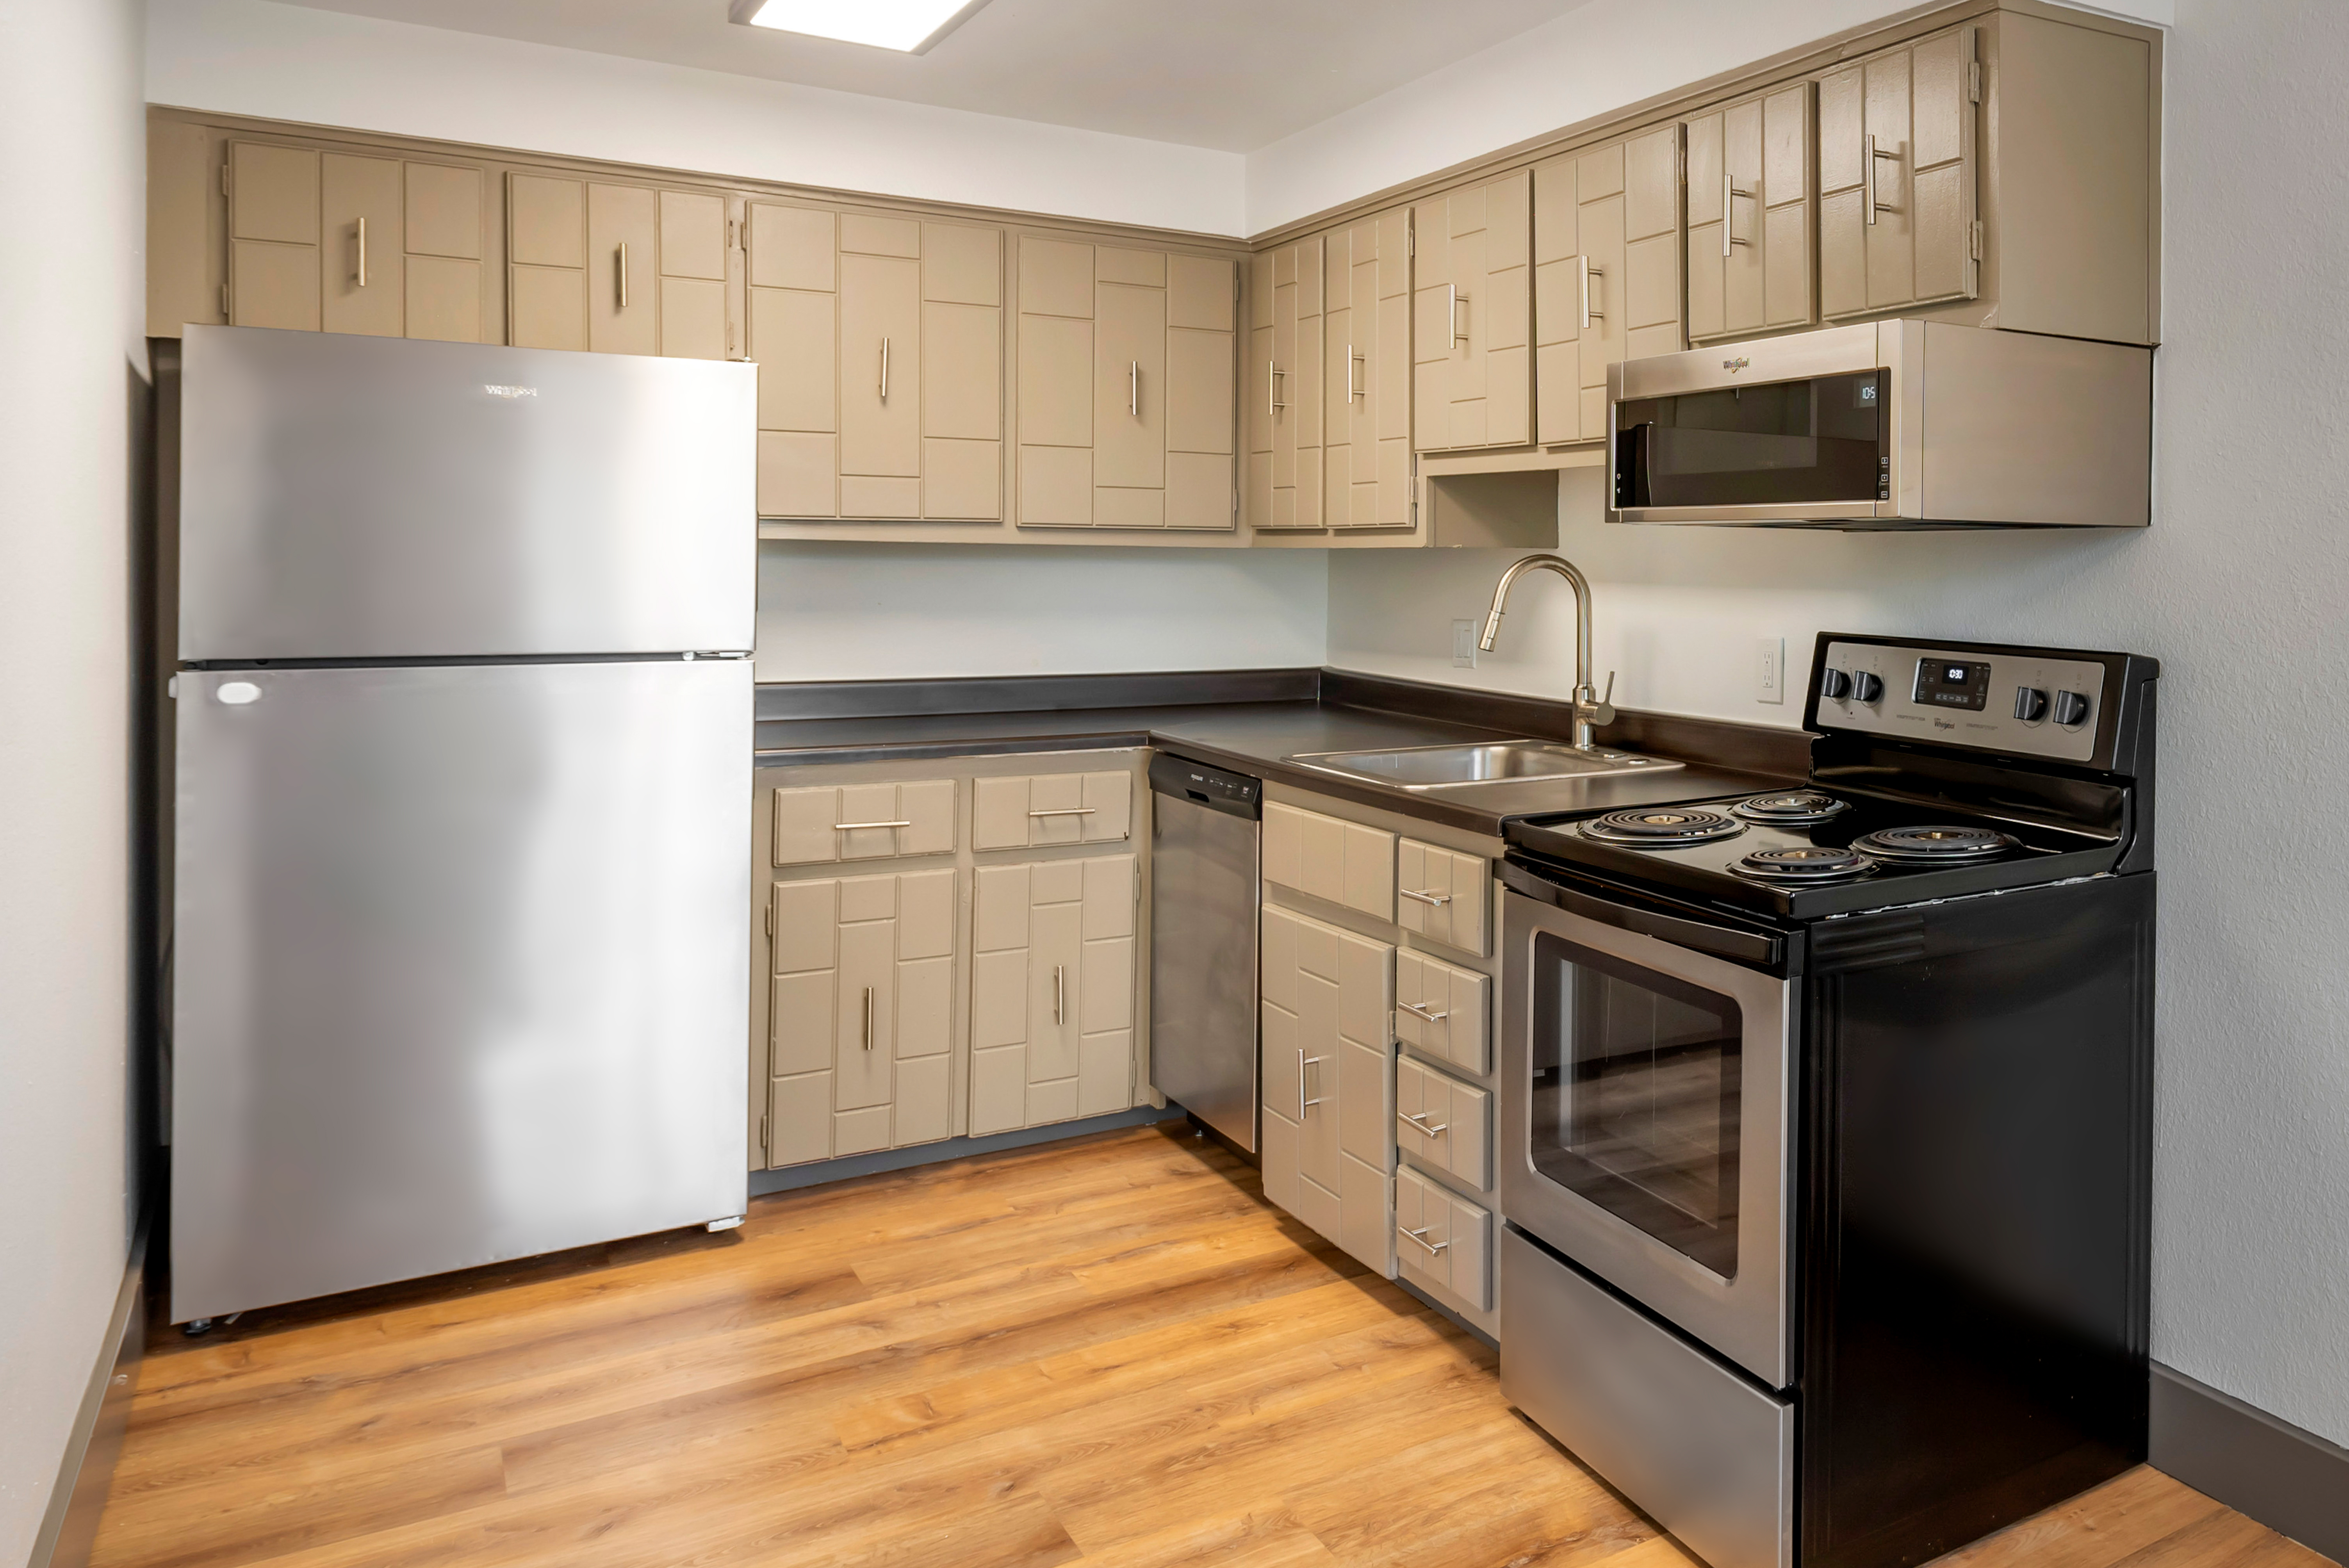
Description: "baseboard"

(2152, 1361), (2349, 1564)
(748, 1105), (1184, 1197)
(27, 1224), (147, 1568)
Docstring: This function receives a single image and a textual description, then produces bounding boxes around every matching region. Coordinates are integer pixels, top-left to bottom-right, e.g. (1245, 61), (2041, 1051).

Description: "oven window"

(1613, 369), (1887, 510)
(1530, 932), (1743, 1277)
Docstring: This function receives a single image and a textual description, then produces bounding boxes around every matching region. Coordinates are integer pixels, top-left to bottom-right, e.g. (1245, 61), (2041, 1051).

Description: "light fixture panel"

(732, 0), (993, 54)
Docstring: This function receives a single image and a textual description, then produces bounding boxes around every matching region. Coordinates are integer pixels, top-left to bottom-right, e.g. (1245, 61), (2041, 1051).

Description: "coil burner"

(1580, 807), (1745, 847)
(1852, 824), (2018, 863)
(1734, 845), (1875, 884)
(1731, 791), (1850, 826)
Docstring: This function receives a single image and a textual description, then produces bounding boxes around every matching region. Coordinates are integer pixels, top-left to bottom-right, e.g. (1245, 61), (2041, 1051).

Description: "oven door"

(1502, 883), (1795, 1388)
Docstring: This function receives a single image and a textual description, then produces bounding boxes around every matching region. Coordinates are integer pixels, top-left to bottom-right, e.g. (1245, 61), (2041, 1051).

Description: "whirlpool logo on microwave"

(1722, 356), (1751, 373)
(481, 383), (539, 399)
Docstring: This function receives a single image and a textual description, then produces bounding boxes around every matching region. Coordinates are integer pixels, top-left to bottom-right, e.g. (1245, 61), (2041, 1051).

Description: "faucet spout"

(1476, 552), (1613, 749)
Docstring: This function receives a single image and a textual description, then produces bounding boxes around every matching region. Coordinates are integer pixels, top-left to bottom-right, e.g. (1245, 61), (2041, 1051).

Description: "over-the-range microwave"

(1606, 319), (2152, 529)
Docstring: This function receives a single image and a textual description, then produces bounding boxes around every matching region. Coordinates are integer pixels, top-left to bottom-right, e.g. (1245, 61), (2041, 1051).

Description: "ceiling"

(269, 0), (1600, 152)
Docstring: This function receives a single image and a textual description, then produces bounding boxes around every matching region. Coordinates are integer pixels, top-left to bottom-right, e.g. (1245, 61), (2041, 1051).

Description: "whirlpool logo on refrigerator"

(481, 384), (539, 400)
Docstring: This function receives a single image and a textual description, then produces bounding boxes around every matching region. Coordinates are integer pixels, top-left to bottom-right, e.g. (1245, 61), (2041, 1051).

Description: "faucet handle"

(1579, 672), (1617, 729)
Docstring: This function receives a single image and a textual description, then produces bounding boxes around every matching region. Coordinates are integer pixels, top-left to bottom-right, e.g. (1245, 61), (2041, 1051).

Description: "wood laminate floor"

(91, 1124), (2332, 1568)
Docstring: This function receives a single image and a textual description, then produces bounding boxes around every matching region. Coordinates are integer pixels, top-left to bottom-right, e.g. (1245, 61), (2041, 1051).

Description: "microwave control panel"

(1813, 640), (2109, 763)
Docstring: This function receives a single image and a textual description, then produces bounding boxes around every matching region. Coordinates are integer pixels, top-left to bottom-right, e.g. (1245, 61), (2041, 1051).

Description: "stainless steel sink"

(1285, 740), (1685, 792)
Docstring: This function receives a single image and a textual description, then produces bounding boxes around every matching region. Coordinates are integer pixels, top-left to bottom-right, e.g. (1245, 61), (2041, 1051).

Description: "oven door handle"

(1499, 859), (1784, 968)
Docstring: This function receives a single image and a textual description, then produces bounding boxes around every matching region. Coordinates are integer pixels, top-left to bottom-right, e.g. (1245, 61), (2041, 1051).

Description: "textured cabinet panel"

(839, 253), (921, 478)
(1395, 948), (1490, 1077)
(508, 173), (584, 268)
(658, 190), (727, 281)
(968, 853), (1137, 1136)
(404, 257), (481, 344)
(1095, 282), (1167, 492)
(586, 182), (658, 356)
(922, 301), (1001, 441)
(747, 202), (834, 292)
(230, 241), (320, 332)
(230, 143), (317, 245)
(659, 276), (727, 360)
(404, 162), (481, 260)
(923, 439), (1002, 520)
(321, 153), (403, 338)
(1413, 173), (1529, 452)
(1820, 27), (1977, 320)
(1019, 236), (1093, 317)
(1262, 801), (1394, 921)
(752, 287), (836, 433)
(1327, 208), (1412, 529)
(923, 221), (1002, 306)
(973, 771), (1133, 850)
(508, 263), (585, 351)
(758, 432), (836, 519)
(1397, 1165), (1492, 1310)
(842, 213), (920, 258)
(1018, 314), (1093, 448)
(1397, 838), (1490, 956)
(1398, 1053), (1492, 1190)
(770, 781), (956, 864)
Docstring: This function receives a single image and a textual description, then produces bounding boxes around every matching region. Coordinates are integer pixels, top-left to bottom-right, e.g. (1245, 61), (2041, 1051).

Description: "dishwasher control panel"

(1149, 752), (1262, 817)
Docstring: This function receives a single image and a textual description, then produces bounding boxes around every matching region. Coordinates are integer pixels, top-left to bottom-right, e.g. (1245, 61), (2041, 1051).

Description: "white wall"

(755, 543), (1327, 682)
(146, 0), (1245, 235)
(1332, 0), (2349, 1449)
(1245, 0), (2173, 232)
(0, 0), (147, 1559)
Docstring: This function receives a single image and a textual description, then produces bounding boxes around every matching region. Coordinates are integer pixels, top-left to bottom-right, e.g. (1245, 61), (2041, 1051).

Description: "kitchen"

(5, 3), (2347, 1568)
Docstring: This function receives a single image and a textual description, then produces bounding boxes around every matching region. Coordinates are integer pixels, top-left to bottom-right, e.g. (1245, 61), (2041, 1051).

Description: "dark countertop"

(753, 668), (1804, 836)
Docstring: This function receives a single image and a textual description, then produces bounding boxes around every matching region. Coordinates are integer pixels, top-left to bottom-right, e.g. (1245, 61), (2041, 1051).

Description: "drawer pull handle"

(1401, 1226), (1449, 1257)
(834, 819), (913, 831)
(1027, 807), (1097, 818)
(1398, 1110), (1449, 1138)
(1301, 1053), (1326, 1117)
(1399, 1001), (1450, 1024)
(1400, 888), (1452, 908)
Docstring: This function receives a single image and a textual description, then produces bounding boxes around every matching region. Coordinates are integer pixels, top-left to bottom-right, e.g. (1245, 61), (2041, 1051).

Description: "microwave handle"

(1499, 859), (1783, 968)
(1615, 420), (1655, 510)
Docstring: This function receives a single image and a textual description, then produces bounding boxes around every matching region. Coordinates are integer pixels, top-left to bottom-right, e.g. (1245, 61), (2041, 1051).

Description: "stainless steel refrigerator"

(169, 326), (757, 1326)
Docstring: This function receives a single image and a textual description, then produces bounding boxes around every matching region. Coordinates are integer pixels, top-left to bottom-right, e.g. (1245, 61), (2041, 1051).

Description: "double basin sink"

(1284, 740), (1683, 795)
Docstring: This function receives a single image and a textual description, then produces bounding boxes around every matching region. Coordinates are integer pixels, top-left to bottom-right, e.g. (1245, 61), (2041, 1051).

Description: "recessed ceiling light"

(732, 0), (993, 54)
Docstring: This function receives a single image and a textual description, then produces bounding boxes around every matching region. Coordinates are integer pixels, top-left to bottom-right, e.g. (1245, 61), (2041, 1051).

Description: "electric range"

(1492, 634), (2159, 1568)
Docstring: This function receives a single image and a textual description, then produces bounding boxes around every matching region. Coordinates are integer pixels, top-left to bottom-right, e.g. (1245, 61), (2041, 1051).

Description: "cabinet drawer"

(1264, 801), (1396, 921)
(1398, 1055), (1492, 1191)
(1397, 838), (1490, 955)
(1397, 1165), (1492, 1311)
(771, 780), (955, 864)
(972, 770), (1133, 850)
(1396, 949), (1489, 1075)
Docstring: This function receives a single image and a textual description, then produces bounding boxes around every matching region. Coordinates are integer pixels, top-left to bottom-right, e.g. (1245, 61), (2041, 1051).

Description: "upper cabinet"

(1684, 85), (1816, 343)
(506, 173), (727, 360)
(1532, 127), (1681, 445)
(1247, 237), (1323, 531)
(221, 140), (486, 344)
(1816, 27), (1978, 321)
(748, 203), (1006, 524)
(1413, 171), (1532, 453)
(1322, 209), (1415, 531)
(1018, 237), (1237, 532)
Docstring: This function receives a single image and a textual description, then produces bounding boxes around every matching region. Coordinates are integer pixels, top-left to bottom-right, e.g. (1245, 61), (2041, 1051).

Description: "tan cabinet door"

(1259, 239), (1324, 527)
(1164, 253), (1235, 531)
(1259, 902), (1395, 1276)
(507, 173), (585, 350)
(403, 162), (483, 344)
(1263, 800), (1395, 921)
(1016, 236), (1096, 527)
(320, 153), (401, 338)
(1395, 948), (1491, 1077)
(1094, 277), (1167, 526)
(1573, 146), (1629, 445)
(1622, 125), (1684, 365)
(747, 201), (839, 519)
(1535, 136), (1671, 444)
(1324, 208), (1413, 529)
(968, 855), (1136, 1137)
(1820, 25), (1978, 319)
(1533, 152), (1583, 444)
(586, 182), (657, 356)
(1396, 837), (1490, 957)
(1396, 1164), (1492, 1310)
(921, 220), (1005, 521)
(770, 780), (955, 864)
(971, 771), (1132, 851)
(1413, 171), (1530, 451)
(229, 142), (320, 331)
(838, 252), (922, 497)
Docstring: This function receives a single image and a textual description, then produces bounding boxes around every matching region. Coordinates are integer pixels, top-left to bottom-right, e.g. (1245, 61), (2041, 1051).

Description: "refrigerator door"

(179, 326), (756, 661)
(170, 659), (751, 1323)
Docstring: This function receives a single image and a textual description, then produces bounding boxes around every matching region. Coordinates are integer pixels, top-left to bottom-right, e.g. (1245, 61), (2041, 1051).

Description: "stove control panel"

(1813, 640), (2107, 763)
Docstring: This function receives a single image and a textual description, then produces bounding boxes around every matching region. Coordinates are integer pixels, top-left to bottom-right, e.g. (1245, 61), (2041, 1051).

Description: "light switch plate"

(1453, 620), (1479, 669)
(1756, 636), (1785, 704)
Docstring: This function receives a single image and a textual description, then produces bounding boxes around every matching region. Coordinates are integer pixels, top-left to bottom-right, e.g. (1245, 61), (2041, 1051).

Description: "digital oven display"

(1914, 658), (1993, 711)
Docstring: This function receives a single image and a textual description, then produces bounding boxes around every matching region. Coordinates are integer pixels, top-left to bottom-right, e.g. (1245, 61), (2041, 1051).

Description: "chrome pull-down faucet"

(1477, 553), (1616, 750)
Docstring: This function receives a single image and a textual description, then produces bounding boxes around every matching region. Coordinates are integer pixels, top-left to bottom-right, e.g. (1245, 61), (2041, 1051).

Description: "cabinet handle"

(1401, 1226), (1450, 1257)
(355, 216), (367, 287)
(1347, 344), (1364, 404)
(1579, 257), (1605, 328)
(833, 819), (913, 831)
(1269, 361), (1286, 416)
(880, 337), (890, 400)
(617, 241), (629, 308)
(1724, 173), (1754, 257)
(1398, 1110), (1450, 1138)
(1027, 807), (1096, 818)
(1866, 135), (1902, 225)
(1399, 888), (1452, 908)
(1301, 1053), (1326, 1116)
(1129, 359), (1139, 417)
(1450, 285), (1467, 345)
(861, 986), (873, 1052)
(1399, 1000), (1451, 1025)
(1053, 964), (1066, 1026)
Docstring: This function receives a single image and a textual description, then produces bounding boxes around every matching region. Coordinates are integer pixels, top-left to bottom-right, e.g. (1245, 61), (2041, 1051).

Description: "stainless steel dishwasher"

(1147, 752), (1262, 1153)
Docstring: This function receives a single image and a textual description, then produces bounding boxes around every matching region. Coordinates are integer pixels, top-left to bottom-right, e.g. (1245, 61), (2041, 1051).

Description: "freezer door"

(179, 326), (756, 660)
(170, 659), (751, 1323)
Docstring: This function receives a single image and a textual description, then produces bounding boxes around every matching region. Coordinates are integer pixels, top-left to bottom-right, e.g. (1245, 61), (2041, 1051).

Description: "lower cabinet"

(1397, 1054), (1492, 1191)
(1259, 902), (1396, 1276)
(767, 868), (958, 1164)
(1397, 1165), (1494, 1312)
(969, 853), (1139, 1135)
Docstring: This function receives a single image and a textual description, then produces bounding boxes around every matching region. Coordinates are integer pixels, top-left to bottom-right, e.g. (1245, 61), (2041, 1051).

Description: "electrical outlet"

(1756, 637), (1785, 704)
(1453, 620), (1479, 669)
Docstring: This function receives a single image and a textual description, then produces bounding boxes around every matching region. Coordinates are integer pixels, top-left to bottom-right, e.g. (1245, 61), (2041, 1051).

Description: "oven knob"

(2051, 690), (2092, 727)
(1820, 668), (1852, 700)
(2013, 686), (2049, 722)
(1851, 671), (1884, 703)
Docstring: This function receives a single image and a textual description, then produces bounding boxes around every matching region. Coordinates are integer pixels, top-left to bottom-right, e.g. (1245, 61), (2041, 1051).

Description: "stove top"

(1504, 788), (2122, 920)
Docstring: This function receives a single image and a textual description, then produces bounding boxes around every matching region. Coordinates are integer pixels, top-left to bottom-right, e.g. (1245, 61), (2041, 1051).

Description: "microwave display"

(1613, 370), (1888, 511)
